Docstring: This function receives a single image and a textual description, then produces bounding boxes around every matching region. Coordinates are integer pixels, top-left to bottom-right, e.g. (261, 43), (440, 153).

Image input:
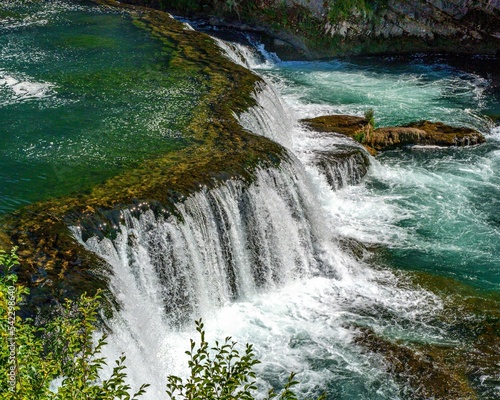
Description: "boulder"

(302, 115), (486, 154)
(302, 114), (371, 137)
(369, 121), (486, 151)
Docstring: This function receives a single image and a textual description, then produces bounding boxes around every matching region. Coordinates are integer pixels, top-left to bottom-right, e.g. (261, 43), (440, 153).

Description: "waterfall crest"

(75, 163), (338, 327)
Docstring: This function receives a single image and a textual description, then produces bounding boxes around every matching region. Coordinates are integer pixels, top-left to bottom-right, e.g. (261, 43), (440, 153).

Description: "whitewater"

(70, 35), (500, 399)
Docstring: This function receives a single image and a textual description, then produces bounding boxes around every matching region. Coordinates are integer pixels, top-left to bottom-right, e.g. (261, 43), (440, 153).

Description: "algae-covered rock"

(303, 115), (486, 154)
(369, 121), (486, 152)
(355, 327), (478, 400)
(353, 271), (500, 399)
(302, 114), (371, 137)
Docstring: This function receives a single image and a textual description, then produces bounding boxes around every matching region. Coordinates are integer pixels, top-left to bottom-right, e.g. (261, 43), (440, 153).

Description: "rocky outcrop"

(317, 0), (500, 56)
(314, 145), (370, 190)
(138, 0), (500, 58)
(302, 114), (371, 137)
(302, 115), (486, 154)
(369, 121), (486, 151)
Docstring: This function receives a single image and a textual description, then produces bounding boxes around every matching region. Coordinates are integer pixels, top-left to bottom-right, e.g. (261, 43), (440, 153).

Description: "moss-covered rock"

(302, 115), (486, 154)
(302, 114), (370, 136)
(369, 121), (486, 152)
(354, 271), (500, 399)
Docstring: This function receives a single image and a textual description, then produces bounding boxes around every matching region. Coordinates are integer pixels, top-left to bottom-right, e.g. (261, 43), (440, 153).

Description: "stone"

(302, 115), (486, 154)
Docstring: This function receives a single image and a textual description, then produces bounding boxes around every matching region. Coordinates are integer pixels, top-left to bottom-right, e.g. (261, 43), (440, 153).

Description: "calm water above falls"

(0, 0), (199, 213)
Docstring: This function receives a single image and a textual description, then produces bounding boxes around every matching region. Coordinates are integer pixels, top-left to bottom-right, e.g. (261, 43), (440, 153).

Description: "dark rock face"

(302, 115), (486, 154)
(314, 145), (370, 190)
(300, 116), (371, 189)
(279, 0), (500, 57)
(115, 1), (499, 58)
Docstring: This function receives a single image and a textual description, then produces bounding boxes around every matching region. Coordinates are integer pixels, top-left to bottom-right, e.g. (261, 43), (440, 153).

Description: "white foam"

(0, 70), (55, 105)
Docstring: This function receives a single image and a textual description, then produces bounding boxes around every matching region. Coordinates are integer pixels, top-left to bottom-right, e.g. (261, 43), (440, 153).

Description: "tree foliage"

(0, 247), (148, 399)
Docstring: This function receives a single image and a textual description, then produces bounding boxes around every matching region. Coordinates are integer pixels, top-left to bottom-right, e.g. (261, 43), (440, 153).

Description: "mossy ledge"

(0, 0), (286, 314)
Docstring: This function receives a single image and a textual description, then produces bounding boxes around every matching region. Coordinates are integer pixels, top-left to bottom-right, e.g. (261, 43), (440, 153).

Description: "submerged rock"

(302, 115), (486, 154)
(355, 327), (478, 400)
(355, 271), (500, 399)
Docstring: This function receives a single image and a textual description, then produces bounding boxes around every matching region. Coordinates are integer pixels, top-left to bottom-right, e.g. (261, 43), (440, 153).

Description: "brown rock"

(369, 121), (486, 151)
(302, 114), (370, 136)
(303, 115), (486, 154)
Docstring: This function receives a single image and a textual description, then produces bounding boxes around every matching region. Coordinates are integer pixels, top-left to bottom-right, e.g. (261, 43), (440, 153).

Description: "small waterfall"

(314, 147), (370, 191)
(216, 38), (370, 190)
(237, 81), (293, 148)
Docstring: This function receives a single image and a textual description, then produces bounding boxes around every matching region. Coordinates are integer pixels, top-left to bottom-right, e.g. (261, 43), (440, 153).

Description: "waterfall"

(216, 39), (370, 190)
(76, 163), (336, 327)
(73, 159), (366, 397)
(314, 147), (370, 191)
(71, 38), (442, 399)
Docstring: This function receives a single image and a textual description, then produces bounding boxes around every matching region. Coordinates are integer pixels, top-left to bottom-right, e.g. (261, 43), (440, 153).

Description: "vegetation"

(0, 247), (148, 399)
(364, 108), (375, 128)
(2, 248), (323, 399)
(353, 130), (366, 144)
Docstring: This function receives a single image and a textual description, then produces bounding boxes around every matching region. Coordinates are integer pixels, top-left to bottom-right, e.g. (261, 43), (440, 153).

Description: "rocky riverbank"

(124, 0), (500, 59)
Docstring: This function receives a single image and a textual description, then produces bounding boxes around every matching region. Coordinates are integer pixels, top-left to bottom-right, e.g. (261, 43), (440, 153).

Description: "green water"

(0, 0), (201, 213)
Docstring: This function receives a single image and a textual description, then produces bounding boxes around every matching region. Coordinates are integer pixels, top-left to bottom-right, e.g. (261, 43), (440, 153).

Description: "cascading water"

(71, 39), (457, 399)
(3, 1), (498, 398)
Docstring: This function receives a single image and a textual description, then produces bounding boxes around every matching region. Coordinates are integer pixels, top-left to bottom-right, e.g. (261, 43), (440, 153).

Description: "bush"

(364, 108), (375, 128)
(0, 247), (148, 399)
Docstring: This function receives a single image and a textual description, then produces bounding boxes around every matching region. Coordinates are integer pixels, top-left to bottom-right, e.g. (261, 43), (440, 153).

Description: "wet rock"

(355, 327), (478, 400)
(370, 121), (486, 151)
(302, 114), (370, 137)
(314, 145), (370, 190)
(3, 0), (287, 316)
(303, 115), (486, 154)
(301, 115), (371, 187)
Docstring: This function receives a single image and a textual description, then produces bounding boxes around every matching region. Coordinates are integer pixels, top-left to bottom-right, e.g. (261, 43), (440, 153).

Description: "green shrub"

(0, 247), (148, 399)
(364, 108), (375, 128)
(166, 320), (326, 400)
(353, 130), (366, 143)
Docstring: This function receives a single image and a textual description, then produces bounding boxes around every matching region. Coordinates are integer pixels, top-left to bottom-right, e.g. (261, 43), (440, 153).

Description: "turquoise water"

(254, 56), (500, 292)
(0, 0), (200, 213)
